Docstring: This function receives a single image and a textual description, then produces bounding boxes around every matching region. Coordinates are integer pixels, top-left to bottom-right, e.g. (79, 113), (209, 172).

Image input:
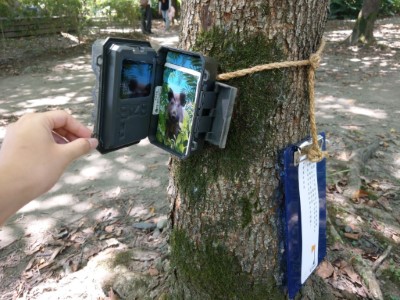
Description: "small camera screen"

(155, 62), (201, 156)
(120, 60), (152, 99)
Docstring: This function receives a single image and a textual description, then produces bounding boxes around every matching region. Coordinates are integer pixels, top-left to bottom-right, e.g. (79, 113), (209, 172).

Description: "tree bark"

(345, 0), (381, 45)
(168, 1), (329, 298)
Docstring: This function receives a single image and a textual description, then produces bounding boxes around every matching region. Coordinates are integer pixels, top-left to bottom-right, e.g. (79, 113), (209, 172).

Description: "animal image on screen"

(120, 60), (152, 99)
(155, 60), (201, 156)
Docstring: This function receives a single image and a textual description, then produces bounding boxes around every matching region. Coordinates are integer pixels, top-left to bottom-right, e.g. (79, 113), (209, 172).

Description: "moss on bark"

(170, 28), (290, 299)
(240, 197), (253, 228)
(346, 0), (380, 45)
(174, 28), (288, 206)
(170, 229), (285, 300)
(170, 0), (329, 297)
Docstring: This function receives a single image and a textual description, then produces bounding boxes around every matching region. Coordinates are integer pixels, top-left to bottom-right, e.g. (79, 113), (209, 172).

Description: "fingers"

(18, 110), (99, 163)
(52, 131), (69, 144)
(43, 111), (99, 162)
(44, 111), (92, 139)
(59, 137), (98, 163)
(53, 128), (81, 142)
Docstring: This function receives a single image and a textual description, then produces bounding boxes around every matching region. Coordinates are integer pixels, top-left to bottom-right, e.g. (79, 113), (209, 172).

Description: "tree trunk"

(168, 1), (329, 299)
(345, 0), (381, 45)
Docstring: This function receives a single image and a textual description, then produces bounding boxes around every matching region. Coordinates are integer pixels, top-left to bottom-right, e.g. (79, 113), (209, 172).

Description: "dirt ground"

(0, 18), (399, 300)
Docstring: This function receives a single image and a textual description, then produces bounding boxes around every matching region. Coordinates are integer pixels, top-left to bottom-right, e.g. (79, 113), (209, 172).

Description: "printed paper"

(298, 159), (319, 283)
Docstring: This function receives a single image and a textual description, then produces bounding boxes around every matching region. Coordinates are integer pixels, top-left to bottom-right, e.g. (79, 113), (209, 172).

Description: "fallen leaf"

(327, 184), (336, 192)
(368, 180), (380, 190)
(333, 259), (347, 269)
(108, 288), (119, 300)
(366, 200), (376, 207)
(105, 225), (115, 233)
(335, 183), (343, 194)
(342, 265), (362, 285)
(391, 234), (400, 243)
(330, 242), (344, 251)
(316, 261), (334, 279)
(149, 267), (159, 276)
(337, 178), (348, 187)
(25, 245), (42, 256)
(114, 186), (121, 197)
(24, 257), (36, 272)
(377, 197), (392, 212)
(35, 246), (65, 271)
(98, 234), (109, 241)
(344, 232), (360, 240)
(332, 269), (338, 281)
(55, 228), (69, 239)
(362, 253), (379, 261)
(23, 270), (33, 279)
(115, 228), (123, 236)
(356, 189), (369, 198)
(69, 260), (79, 272)
(103, 238), (120, 248)
(352, 226), (361, 234)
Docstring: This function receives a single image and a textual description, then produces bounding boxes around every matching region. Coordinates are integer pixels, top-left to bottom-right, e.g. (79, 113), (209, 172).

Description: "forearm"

(0, 163), (35, 225)
(0, 111), (97, 225)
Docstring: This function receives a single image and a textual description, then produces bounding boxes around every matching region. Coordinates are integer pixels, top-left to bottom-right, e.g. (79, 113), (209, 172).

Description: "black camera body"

(92, 37), (236, 159)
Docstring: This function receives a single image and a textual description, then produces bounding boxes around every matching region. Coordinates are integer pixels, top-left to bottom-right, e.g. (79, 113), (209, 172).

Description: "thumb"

(60, 138), (98, 163)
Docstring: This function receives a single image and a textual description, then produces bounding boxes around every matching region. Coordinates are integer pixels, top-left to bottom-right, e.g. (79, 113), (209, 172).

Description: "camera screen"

(155, 62), (201, 156)
(166, 51), (202, 72)
(120, 60), (152, 99)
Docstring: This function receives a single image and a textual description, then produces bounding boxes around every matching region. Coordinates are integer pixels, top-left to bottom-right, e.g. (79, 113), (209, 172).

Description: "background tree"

(170, 0), (180, 18)
(167, 0), (330, 299)
(345, 0), (382, 44)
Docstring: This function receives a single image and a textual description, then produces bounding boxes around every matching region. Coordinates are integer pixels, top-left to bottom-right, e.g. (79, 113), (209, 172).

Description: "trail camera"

(92, 37), (237, 159)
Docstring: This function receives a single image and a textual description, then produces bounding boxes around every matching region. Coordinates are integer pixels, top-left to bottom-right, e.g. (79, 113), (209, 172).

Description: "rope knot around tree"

(216, 39), (328, 163)
(309, 53), (321, 70)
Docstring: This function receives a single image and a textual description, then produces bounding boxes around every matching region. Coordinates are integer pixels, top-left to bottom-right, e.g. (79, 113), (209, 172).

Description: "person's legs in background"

(161, 9), (170, 31)
(141, 6), (148, 34)
(145, 5), (152, 33)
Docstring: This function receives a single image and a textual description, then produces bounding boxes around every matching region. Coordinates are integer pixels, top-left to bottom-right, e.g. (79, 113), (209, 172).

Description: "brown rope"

(217, 39), (328, 163)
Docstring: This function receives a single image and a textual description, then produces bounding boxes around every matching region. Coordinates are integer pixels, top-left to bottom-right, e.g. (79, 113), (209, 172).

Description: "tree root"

(343, 142), (380, 200)
(336, 142), (383, 299)
(327, 216), (344, 244)
(353, 257), (383, 300)
(372, 245), (392, 272)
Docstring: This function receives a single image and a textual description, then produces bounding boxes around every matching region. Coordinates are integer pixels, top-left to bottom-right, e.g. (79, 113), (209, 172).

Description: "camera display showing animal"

(128, 79), (151, 98)
(165, 88), (186, 139)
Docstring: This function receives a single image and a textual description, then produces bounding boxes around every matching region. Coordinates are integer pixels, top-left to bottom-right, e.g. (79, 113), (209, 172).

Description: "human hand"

(0, 110), (98, 201)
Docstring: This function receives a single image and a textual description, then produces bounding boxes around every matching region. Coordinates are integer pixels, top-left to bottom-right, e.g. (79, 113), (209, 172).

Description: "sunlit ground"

(0, 16), (399, 299)
(324, 17), (400, 48)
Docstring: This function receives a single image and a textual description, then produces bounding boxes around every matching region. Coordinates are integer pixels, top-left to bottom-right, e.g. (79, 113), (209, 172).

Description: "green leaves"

(329, 0), (363, 19)
(329, 0), (400, 19)
(0, 0), (141, 24)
